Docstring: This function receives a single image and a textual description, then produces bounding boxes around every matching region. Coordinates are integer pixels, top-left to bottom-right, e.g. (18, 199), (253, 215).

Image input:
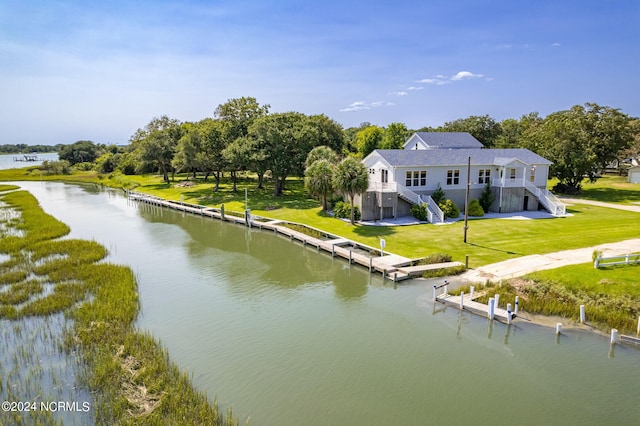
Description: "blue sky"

(1, 0), (638, 145)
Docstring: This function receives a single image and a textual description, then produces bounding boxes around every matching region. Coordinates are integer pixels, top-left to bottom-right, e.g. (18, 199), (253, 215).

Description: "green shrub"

(479, 181), (495, 212)
(419, 253), (452, 264)
(410, 203), (427, 221)
(333, 201), (360, 221)
(39, 160), (71, 175)
(431, 184), (445, 205)
(439, 199), (459, 218)
(467, 199), (484, 217)
(72, 162), (95, 171)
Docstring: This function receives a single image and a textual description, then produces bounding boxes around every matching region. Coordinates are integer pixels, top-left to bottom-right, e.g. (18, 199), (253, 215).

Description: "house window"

(405, 170), (426, 186)
(369, 168), (375, 174)
(529, 168), (535, 183)
(381, 169), (388, 183)
(478, 169), (491, 184)
(447, 169), (460, 185)
(509, 168), (517, 180)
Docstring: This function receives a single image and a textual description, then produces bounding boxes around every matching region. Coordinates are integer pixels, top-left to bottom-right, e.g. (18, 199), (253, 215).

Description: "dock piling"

(556, 323), (562, 335)
(459, 291), (464, 310)
(487, 298), (495, 320)
(580, 305), (585, 323)
(507, 303), (512, 324)
(514, 296), (519, 315)
(469, 285), (474, 300)
(611, 329), (618, 344)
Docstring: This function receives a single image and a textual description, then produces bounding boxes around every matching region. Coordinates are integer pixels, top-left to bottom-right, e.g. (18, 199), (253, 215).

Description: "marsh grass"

(464, 275), (640, 334)
(0, 189), (240, 425)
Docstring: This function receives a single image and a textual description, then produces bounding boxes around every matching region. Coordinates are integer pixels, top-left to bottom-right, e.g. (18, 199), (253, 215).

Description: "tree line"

(50, 99), (638, 195)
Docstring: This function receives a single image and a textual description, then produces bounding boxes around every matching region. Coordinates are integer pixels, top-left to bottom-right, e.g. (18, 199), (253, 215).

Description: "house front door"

(381, 169), (388, 184)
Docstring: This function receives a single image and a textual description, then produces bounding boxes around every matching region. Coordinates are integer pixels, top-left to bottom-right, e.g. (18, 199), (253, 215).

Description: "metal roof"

(370, 148), (552, 167)
(404, 132), (485, 149)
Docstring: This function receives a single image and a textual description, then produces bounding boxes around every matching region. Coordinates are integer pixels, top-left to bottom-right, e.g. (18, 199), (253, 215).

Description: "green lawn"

(103, 173), (640, 268)
(569, 175), (640, 204)
(527, 263), (640, 298)
(3, 169), (640, 268)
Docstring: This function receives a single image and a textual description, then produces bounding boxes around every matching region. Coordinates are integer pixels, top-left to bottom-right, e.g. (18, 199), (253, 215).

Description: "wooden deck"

(436, 291), (515, 323)
(125, 190), (462, 282)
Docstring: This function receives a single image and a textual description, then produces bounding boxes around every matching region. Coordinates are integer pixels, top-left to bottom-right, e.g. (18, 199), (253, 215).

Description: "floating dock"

(125, 190), (462, 282)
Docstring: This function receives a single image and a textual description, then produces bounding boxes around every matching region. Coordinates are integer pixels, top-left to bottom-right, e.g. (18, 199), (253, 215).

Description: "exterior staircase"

(396, 183), (444, 223)
(524, 181), (566, 216)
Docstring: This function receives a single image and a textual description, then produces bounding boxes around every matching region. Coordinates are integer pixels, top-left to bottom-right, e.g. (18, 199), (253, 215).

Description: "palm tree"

(333, 157), (369, 224)
(305, 159), (335, 211)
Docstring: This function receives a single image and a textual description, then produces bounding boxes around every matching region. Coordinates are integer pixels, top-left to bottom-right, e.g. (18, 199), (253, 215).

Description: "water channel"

(13, 181), (640, 425)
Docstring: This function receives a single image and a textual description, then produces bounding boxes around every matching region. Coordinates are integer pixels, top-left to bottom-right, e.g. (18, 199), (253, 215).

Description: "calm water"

(15, 181), (640, 425)
(0, 153), (59, 170)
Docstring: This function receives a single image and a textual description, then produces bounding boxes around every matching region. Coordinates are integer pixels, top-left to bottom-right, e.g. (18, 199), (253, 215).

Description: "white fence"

(594, 253), (640, 268)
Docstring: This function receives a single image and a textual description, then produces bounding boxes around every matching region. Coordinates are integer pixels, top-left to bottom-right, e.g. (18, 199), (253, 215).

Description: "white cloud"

(388, 91), (408, 96)
(340, 100), (394, 112)
(552, 42), (561, 47)
(406, 86), (423, 91)
(451, 71), (483, 81)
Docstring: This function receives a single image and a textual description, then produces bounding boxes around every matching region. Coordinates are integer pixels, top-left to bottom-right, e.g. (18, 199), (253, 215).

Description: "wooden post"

(514, 296), (519, 315)
(433, 285), (437, 301)
(220, 204), (225, 220)
(507, 303), (512, 324)
(369, 257), (373, 272)
(349, 249), (352, 264)
(494, 294), (500, 309)
(580, 305), (585, 323)
(460, 291), (464, 310)
(470, 286), (475, 300)
(556, 323), (562, 335)
(611, 329), (618, 344)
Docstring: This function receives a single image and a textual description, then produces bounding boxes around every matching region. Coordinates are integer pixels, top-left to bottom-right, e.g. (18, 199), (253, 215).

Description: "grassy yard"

(527, 263), (640, 298)
(113, 174), (640, 268)
(568, 175), (640, 204)
(3, 169), (640, 268)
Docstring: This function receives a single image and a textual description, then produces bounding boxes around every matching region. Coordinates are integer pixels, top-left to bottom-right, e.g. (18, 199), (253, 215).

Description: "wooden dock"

(436, 291), (515, 323)
(126, 190), (463, 282)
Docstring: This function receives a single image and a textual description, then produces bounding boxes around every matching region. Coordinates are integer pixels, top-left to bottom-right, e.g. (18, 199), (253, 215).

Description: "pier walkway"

(126, 190), (460, 282)
(435, 288), (515, 323)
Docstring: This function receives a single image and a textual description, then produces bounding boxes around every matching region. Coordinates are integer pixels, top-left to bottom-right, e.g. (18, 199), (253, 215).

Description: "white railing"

(492, 177), (526, 188)
(395, 182), (422, 205)
(370, 181), (397, 192)
(524, 181), (566, 216)
(425, 195), (444, 223)
(594, 253), (640, 268)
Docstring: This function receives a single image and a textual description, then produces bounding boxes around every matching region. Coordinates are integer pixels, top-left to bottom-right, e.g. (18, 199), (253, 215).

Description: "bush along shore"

(0, 186), (241, 425)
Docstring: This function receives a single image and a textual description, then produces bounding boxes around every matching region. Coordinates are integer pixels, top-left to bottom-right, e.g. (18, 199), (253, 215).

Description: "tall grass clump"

(475, 279), (640, 334)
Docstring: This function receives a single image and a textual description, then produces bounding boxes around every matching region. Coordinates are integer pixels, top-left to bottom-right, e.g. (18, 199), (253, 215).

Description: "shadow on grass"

(352, 224), (397, 237)
(466, 242), (523, 256)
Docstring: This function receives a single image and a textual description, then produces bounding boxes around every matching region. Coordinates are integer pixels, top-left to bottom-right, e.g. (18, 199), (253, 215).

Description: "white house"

(357, 132), (566, 223)
(629, 165), (640, 184)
